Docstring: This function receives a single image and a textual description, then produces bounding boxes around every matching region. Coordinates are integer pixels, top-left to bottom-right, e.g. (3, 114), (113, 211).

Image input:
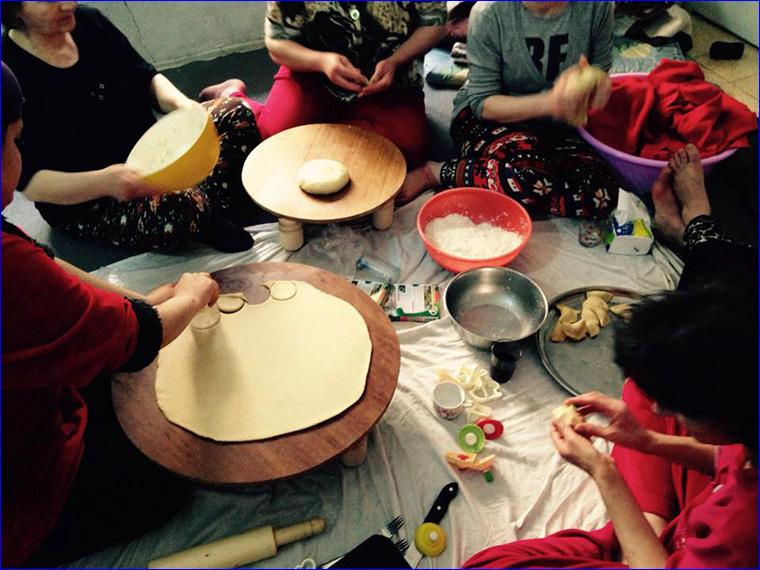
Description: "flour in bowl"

(425, 214), (522, 259)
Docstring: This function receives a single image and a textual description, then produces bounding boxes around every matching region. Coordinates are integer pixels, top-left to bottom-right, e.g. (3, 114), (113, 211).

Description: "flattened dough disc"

(155, 281), (372, 441)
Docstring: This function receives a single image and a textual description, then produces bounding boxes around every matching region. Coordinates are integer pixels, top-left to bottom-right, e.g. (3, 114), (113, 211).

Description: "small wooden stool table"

(112, 262), (400, 485)
(242, 124), (406, 251)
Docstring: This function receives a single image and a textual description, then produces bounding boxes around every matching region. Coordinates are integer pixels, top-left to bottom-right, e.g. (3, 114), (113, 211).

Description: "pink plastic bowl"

(417, 188), (532, 274)
(579, 72), (736, 194)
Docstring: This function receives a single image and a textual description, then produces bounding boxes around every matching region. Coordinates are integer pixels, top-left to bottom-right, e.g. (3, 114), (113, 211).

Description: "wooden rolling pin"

(148, 517), (326, 568)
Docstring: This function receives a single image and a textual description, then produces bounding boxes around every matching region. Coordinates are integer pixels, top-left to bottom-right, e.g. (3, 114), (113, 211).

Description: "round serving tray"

(536, 286), (643, 397)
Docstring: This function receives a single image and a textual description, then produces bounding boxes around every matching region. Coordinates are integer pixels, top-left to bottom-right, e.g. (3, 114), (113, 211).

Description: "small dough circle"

(217, 294), (246, 314)
(297, 159), (349, 195)
(270, 281), (298, 301)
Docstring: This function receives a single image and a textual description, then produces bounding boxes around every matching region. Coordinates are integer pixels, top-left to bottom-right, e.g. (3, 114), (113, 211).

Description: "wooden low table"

(241, 124), (406, 251)
(113, 262), (400, 485)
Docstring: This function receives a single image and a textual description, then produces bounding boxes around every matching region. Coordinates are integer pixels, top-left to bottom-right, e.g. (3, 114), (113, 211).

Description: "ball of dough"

(552, 404), (583, 428)
(297, 159), (350, 195)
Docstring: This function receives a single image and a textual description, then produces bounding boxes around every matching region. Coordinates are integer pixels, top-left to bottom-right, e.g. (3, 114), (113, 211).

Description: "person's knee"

(257, 71), (326, 138)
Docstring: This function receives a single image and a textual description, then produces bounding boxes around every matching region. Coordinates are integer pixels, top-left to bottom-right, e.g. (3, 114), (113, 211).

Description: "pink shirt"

(665, 444), (758, 568)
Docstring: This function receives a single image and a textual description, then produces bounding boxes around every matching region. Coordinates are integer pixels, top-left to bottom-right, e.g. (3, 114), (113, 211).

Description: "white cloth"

(79, 195), (682, 568)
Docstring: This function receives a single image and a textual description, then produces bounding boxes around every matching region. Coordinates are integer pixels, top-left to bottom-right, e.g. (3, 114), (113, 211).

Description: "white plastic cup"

(433, 382), (467, 420)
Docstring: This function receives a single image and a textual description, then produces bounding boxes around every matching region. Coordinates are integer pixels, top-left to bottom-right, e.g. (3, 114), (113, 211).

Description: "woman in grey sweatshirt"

(398, 1), (622, 220)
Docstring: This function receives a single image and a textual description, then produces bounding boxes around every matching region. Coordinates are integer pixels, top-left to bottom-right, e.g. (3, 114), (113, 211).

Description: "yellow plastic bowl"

(126, 107), (220, 193)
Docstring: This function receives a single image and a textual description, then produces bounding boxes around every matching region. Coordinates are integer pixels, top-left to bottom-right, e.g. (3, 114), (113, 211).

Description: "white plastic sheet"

(77, 195), (683, 568)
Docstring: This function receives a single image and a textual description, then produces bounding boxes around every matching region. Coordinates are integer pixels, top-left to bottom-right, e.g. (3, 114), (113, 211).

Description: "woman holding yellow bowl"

(1, 1), (261, 252)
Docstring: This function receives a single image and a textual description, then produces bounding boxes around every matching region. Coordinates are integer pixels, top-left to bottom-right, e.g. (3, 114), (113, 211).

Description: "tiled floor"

(689, 13), (758, 113)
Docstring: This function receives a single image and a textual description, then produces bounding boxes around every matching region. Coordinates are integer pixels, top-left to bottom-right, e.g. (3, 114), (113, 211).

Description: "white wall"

(85, 1), (268, 70)
(689, 1), (759, 46)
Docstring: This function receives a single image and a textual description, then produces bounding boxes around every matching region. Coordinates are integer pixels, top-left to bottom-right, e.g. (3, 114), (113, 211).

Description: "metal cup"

(490, 340), (523, 383)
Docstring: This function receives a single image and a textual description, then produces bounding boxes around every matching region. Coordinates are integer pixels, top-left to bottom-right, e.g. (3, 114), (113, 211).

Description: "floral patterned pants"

(440, 107), (621, 220)
(57, 98), (261, 250)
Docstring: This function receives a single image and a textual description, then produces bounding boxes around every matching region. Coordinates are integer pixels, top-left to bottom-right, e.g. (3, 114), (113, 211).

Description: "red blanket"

(587, 59), (758, 160)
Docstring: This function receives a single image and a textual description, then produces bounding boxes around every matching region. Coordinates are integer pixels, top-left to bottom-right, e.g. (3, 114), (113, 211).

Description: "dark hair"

(1, 2), (23, 30)
(614, 285), (758, 448)
(2, 62), (24, 143)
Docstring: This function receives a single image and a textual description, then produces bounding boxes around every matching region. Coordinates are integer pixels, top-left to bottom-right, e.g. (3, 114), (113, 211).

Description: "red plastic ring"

(476, 418), (504, 439)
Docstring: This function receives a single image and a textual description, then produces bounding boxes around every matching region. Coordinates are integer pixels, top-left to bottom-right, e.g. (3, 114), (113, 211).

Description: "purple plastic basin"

(579, 73), (737, 194)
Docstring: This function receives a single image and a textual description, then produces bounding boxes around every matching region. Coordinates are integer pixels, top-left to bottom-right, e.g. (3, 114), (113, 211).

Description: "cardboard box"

(604, 217), (653, 255)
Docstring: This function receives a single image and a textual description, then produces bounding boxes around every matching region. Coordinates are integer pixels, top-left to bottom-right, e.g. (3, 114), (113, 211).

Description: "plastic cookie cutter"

(445, 451), (496, 482)
(295, 557), (316, 569)
(466, 401), (493, 423)
(457, 424), (486, 454)
(414, 522), (447, 557)
(476, 418), (504, 440)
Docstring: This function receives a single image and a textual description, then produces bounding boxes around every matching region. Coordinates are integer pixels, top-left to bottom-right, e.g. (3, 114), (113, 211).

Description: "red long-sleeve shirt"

(2, 224), (160, 566)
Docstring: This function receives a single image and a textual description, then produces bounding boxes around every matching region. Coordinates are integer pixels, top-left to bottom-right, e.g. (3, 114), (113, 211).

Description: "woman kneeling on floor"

(399, 1), (621, 219)
(463, 284), (757, 568)
(201, 1), (447, 167)
(1, 1), (261, 252)
(2, 62), (221, 566)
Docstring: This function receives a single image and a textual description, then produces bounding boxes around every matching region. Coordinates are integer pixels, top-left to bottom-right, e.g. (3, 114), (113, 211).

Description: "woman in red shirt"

(463, 285), (757, 568)
(2, 62), (221, 566)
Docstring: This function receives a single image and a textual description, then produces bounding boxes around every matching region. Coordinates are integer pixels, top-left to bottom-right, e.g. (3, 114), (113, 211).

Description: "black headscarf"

(2, 61), (23, 143)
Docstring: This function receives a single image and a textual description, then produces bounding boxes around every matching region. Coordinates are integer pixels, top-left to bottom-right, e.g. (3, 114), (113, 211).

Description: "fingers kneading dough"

(563, 66), (608, 126)
(552, 404), (583, 428)
(297, 159), (350, 195)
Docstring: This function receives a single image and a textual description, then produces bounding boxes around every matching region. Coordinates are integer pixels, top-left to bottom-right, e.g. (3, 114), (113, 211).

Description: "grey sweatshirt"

(453, 1), (614, 120)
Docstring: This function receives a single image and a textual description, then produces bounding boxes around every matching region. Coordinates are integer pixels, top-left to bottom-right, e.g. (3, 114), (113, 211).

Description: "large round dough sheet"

(155, 281), (372, 441)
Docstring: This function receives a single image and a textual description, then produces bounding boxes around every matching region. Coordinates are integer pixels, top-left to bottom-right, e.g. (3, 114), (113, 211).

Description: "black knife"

(405, 482), (459, 567)
(423, 482), (459, 524)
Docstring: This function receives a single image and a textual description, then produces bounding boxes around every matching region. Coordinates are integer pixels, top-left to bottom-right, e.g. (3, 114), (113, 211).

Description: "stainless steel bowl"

(444, 267), (548, 350)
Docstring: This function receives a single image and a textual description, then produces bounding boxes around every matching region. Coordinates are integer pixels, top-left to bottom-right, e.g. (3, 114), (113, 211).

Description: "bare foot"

(395, 161), (442, 206)
(651, 165), (685, 245)
(198, 78), (247, 101)
(669, 144), (710, 225)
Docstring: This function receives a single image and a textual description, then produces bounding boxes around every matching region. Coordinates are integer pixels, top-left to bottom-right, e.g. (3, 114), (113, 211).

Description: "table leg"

(372, 200), (394, 230)
(279, 218), (304, 251)
(340, 435), (368, 467)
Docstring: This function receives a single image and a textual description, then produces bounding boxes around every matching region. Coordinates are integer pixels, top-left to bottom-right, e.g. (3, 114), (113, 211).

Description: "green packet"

(349, 279), (442, 322)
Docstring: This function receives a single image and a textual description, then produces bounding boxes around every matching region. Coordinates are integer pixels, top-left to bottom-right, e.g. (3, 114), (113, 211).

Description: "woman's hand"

(550, 55), (613, 125)
(172, 272), (219, 310)
(589, 74), (612, 111)
(566, 391), (653, 452)
(549, 61), (589, 125)
(145, 283), (176, 305)
(101, 164), (156, 201)
(360, 58), (397, 98)
(320, 53), (369, 92)
(551, 422), (609, 475)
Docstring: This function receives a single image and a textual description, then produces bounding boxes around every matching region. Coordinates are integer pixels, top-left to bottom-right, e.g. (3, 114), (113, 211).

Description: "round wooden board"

(112, 262), (400, 485)
(241, 124), (406, 223)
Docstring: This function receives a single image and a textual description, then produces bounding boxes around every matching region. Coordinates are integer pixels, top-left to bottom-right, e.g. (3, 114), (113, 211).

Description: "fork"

(321, 517), (407, 568)
(379, 515), (408, 554)
(383, 515), (405, 537)
(394, 538), (410, 554)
